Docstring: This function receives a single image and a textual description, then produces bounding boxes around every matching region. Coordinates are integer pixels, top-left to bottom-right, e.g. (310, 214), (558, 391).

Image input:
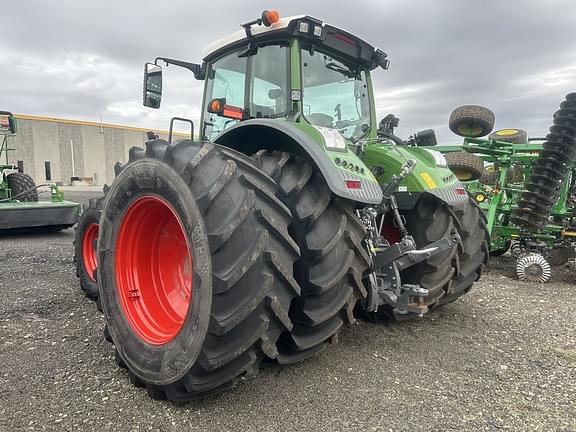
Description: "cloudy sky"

(1, 0), (575, 142)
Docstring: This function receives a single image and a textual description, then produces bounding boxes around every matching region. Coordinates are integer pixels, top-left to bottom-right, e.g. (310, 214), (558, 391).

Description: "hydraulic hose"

(0, 183), (50, 202)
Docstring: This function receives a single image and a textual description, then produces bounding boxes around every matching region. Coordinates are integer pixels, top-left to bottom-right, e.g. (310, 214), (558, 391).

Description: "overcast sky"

(1, 0), (575, 142)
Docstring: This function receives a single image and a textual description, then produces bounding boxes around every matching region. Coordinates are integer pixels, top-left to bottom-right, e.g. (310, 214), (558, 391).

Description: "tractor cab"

(145, 11), (389, 144)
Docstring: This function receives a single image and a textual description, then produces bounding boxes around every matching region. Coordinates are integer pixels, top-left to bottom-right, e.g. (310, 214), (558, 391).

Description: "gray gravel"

(1, 190), (575, 431)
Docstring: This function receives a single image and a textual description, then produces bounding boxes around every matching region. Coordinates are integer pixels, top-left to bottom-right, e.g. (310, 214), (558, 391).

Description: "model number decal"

(420, 172), (437, 189)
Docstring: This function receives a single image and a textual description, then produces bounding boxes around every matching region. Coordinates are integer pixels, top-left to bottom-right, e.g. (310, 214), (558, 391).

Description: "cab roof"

(202, 14), (389, 71)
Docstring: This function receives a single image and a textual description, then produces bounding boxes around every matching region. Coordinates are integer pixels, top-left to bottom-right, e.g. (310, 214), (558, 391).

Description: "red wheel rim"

(115, 196), (193, 345)
(82, 223), (99, 281)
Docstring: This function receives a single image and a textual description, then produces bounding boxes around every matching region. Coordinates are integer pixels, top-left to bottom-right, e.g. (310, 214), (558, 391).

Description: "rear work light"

(345, 180), (362, 190)
(207, 98), (245, 120)
(296, 18), (323, 38)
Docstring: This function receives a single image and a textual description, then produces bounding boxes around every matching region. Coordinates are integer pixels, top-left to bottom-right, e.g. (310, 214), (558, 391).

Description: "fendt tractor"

(75, 11), (488, 401)
(0, 111), (80, 231)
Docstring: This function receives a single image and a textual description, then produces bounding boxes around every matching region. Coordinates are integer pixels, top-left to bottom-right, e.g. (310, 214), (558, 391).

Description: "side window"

(203, 55), (247, 140)
(249, 46), (288, 118)
(202, 45), (288, 141)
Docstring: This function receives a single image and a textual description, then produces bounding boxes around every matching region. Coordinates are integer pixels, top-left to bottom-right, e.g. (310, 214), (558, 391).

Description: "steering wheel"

(308, 113), (334, 128)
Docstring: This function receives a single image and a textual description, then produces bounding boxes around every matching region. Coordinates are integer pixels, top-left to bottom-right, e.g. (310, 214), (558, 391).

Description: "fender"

(214, 119), (383, 205)
(363, 143), (469, 209)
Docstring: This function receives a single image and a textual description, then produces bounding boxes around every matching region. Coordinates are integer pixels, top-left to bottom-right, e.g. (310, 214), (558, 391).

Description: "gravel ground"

(1, 191), (575, 431)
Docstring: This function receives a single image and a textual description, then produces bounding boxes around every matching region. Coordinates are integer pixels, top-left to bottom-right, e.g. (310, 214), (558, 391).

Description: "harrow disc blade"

(527, 174), (561, 189)
(550, 124), (576, 138)
(539, 149), (571, 164)
(531, 164), (564, 180)
(518, 191), (556, 208)
(533, 156), (566, 172)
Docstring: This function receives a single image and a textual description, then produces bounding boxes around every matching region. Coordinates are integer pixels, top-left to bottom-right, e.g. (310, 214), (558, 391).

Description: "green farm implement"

(436, 94), (576, 282)
(75, 10), (488, 401)
(0, 111), (80, 231)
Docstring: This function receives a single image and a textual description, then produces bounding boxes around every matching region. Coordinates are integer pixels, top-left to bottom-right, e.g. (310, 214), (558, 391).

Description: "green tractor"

(436, 94), (576, 282)
(76, 10), (488, 401)
(0, 111), (80, 231)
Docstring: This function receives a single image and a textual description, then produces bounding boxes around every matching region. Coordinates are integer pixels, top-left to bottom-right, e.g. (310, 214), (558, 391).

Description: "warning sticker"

(420, 172), (437, 189)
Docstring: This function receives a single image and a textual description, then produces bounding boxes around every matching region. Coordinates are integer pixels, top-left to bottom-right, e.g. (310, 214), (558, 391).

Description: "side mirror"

(378, 114), (400, 135)
(414, 129), (437, 146)
(143, 63), (163, 108)
(0, 111), (17, 134)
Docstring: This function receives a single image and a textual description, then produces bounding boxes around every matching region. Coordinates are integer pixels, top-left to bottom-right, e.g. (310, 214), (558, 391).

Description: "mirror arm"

(154, 57), (205, 80)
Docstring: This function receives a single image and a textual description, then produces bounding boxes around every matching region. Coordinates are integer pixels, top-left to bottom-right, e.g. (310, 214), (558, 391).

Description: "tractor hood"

(363, 143), (469, 207)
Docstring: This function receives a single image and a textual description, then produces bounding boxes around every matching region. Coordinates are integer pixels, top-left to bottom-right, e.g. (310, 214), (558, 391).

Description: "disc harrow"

(511, 93), (576, 230)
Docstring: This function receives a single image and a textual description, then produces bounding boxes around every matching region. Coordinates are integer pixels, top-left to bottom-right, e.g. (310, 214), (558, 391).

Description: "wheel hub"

(82, 223), (99, 281)
(525, 263), (543, 279)
(115, 196), (193, 345)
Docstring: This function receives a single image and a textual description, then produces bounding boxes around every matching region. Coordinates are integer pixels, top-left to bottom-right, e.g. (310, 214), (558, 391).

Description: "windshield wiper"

(324, 61), (361, 79)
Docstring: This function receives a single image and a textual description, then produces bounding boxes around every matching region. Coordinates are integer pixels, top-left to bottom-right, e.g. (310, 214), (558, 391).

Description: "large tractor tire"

(444, 152), (484, 181)
(373, 195), (489, 319)
(74, 196), (105, 300)
(253, 151), (370, 364)
(98, 139), (300, 401)
(7, 172), (38, 201)
(489, 129), (528, 144)
(441, 198), (490, 304)
(449, 105), (495, 138)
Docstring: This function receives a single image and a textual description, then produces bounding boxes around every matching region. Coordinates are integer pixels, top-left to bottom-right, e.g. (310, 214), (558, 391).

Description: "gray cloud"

(1, 0), (575, 142)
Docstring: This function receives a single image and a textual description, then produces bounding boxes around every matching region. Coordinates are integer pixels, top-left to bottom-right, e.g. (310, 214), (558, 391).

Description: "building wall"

(6, 115), (179, 186)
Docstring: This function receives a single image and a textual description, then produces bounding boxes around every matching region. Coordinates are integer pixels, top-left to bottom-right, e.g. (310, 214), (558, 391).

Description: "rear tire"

(253, 151), (370, 364)
(7, 173), (38, 201)
(74, 196), (104, 300)
(99, 140), (300, 401)
(440, 198), (489, 305)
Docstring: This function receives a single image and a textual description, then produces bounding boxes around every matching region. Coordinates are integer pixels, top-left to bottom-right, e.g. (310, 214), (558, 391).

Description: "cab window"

(202, 45), (289, 141)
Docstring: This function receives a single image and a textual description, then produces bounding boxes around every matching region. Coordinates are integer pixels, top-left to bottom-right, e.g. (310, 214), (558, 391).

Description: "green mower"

(76, 10), (488, 401)
(0, 111), (80, 231)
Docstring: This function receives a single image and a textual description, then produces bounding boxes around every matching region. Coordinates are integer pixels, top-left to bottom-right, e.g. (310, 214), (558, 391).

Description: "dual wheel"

(75, 140), (487, 400)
